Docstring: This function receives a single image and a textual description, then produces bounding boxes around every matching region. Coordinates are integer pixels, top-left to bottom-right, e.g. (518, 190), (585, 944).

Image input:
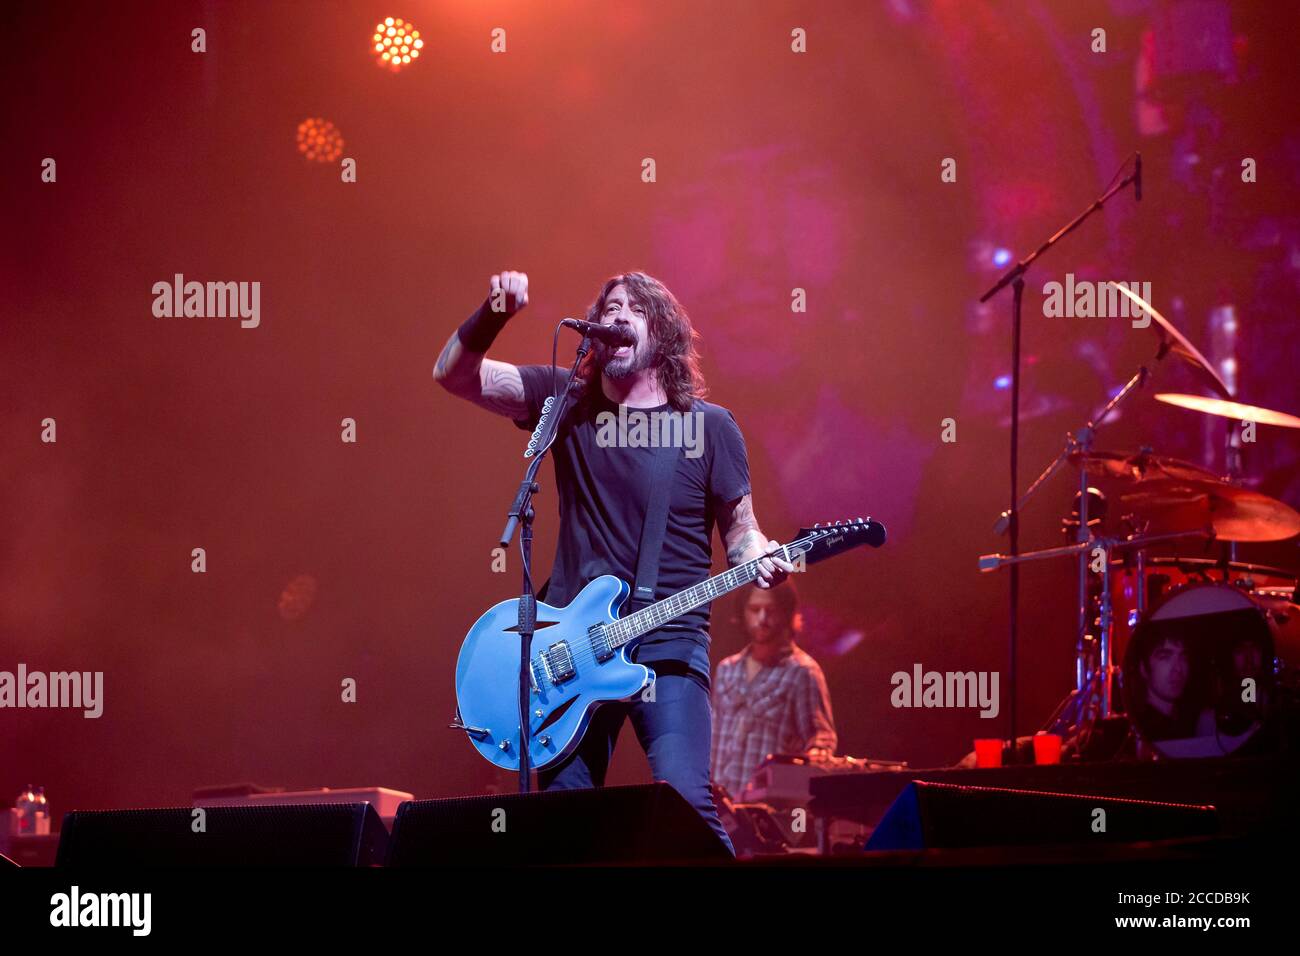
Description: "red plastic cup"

(1033, 733), (1062, 765)
(974, 738), (1003, 768)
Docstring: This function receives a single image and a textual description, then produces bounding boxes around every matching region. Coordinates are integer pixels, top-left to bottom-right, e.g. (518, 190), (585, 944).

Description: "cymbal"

(1120, 479), (1300, 542)
(1106, 283), (1231, 399)
(1155, 392), (1300, 430)
(1068, 449), (1220, 484)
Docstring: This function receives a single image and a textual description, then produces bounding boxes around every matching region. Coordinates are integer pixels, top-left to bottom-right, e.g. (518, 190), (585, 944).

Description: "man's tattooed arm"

(719, 494), (767, 566)
(718, 494), (794, 588)
(432, 330), (527, 420)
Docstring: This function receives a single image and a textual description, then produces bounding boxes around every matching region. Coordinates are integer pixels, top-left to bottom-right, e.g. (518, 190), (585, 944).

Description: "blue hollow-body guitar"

(453, 518), (886, 771)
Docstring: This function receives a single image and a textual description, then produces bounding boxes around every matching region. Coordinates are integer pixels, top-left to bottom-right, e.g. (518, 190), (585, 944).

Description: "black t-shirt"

(512, 364), (752, 684)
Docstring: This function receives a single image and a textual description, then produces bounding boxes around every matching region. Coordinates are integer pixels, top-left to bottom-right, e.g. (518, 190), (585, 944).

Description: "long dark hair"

(574, 271), (706, 413)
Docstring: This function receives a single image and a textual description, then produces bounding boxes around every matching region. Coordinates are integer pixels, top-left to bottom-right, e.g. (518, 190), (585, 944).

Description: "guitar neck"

(605, 539), (812, 648)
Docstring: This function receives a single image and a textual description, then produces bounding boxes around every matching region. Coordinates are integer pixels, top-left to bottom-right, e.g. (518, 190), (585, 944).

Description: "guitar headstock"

(790, 518), (886, 565)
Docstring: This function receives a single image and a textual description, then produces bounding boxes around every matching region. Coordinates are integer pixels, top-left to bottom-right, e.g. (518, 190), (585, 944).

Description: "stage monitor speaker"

(386, 782), (733, 865)
(865, 781), (1218, 851)
(55, 803), (388, 866)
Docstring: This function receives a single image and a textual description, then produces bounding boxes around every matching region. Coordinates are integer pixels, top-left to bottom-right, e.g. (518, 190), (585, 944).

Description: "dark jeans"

(538, 661), (735, 856)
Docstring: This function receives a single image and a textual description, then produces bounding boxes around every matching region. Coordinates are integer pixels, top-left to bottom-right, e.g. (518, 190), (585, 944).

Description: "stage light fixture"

(372, 16), (423, 72)
(296, 117), (345, 163)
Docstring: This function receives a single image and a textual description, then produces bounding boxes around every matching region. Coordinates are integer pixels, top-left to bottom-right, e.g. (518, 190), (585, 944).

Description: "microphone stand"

(497, 329), (592, 793)
(979, 159), (1140, 745)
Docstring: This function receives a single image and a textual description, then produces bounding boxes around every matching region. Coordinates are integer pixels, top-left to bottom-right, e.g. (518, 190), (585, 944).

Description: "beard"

(597, 338), (652, 380)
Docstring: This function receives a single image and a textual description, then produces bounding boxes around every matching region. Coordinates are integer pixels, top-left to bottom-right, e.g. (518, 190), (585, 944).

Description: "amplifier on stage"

(192, 785), (413, 828)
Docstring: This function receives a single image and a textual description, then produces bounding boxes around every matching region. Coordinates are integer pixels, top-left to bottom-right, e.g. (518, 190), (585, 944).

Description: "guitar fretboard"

(604, 539), (814, 647)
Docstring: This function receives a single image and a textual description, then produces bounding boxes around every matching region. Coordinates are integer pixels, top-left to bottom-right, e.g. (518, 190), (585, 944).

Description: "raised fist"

(487, 271), (529, 317)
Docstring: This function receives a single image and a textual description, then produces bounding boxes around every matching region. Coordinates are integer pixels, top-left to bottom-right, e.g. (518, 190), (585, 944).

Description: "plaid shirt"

(710, 644), (837, 797)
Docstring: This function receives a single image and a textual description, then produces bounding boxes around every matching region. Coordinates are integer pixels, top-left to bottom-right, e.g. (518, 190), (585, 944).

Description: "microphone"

(1134, 152), (1142, 202)
(561, 318), (636, 347)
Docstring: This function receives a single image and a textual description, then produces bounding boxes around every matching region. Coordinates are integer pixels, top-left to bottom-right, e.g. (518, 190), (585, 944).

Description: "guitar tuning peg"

(813, 522), (820, 528)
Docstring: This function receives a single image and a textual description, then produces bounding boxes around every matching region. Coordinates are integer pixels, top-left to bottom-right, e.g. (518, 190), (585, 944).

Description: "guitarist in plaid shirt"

(711, 580), (838, 798)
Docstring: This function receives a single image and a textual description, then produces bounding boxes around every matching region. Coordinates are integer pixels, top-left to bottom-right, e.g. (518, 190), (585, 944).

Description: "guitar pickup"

(543, 641), (576, 683)
(588, 624), (614, 662)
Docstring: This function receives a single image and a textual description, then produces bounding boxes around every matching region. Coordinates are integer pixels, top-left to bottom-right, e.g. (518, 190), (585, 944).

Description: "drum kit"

(979, 285), (1300, 760)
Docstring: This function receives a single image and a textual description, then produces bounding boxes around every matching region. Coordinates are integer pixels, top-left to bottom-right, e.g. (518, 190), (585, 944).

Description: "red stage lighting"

(372, 16), (423, 73)
(296, 117), (345, 163)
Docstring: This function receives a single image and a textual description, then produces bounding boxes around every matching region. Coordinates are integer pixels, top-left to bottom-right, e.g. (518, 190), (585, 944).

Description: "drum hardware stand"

(1062, 486), (1107, 690)
(1223, 402), (1244, 566)
(989, 365), (1151, 715)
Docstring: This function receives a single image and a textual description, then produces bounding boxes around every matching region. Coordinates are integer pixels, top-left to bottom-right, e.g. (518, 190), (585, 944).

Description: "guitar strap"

(630, 438), (683, 613)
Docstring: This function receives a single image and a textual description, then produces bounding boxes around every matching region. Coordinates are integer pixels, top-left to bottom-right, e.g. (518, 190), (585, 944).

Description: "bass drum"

(1121, 581), (1300, 751)
(1110, 557), (1296, 670)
